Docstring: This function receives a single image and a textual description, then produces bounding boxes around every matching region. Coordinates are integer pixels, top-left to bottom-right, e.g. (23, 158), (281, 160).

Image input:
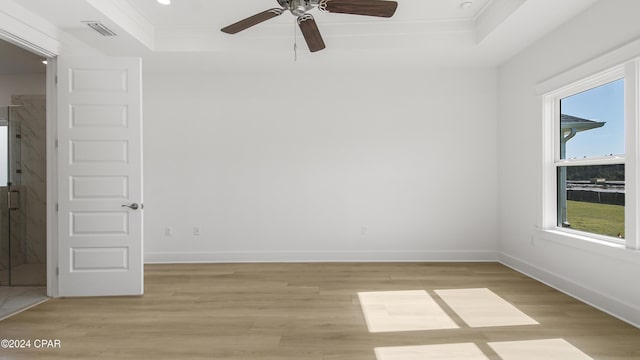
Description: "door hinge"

(54, 75), (58, 85)
(56, 267), (59, 276)
(55, 203), (59, 212)
(54, 139), (59, 148)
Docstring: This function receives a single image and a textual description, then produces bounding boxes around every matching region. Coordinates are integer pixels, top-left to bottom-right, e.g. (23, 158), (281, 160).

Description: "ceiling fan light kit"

(221, 0), (399, 53)
(460, 1), (473, 10)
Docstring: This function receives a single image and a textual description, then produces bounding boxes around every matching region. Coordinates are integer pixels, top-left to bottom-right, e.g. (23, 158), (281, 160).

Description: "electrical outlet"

(165, 227), (173, 236)
(193, 227), (200, 236)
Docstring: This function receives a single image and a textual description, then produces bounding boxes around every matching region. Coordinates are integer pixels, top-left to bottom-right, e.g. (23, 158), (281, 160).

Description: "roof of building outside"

(561, 114), (605, 131)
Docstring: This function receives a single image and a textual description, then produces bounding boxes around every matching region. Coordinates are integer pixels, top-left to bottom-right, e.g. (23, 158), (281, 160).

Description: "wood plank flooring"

(0, 263), (638, 359)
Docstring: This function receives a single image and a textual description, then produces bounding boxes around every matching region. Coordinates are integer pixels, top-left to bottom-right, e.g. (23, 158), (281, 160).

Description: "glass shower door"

(0, 105), (28, 286)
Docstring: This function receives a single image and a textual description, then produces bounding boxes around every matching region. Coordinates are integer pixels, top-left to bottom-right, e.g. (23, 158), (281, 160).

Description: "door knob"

(122, 203), (139, 210)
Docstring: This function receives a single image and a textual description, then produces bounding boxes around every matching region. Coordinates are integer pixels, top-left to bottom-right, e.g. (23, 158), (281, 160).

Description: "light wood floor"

(0, 263), (638, 359)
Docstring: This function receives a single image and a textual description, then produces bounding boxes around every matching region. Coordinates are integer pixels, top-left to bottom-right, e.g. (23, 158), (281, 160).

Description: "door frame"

(45, 58), (58, 298)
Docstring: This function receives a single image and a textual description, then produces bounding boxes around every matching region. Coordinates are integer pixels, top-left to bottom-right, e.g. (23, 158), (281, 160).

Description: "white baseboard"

(144, 250), (498, 264)
(499, 252), (640, 328)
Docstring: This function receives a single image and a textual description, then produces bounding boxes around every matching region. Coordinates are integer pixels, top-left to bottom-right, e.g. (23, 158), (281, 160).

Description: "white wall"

(0, 73), (45, 105)
(143, 64), (498, 262)
(498, 0), (640, 326)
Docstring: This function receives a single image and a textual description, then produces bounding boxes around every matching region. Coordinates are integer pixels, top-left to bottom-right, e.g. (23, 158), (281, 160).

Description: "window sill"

(534, 228), (640, 265)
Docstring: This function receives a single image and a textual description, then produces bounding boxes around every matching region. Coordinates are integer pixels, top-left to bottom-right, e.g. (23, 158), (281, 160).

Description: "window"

(543, 62), (639, 249)
(557, 78), (625, 240)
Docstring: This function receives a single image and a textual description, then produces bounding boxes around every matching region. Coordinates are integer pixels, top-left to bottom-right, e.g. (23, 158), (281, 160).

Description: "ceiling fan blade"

(221, 8), (284, 34)
(320, 0), (398, 18)
(298, 15), (326, 53)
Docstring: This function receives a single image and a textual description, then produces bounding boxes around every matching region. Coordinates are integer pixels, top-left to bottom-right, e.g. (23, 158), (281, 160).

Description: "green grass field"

(566, 200), (625, 238)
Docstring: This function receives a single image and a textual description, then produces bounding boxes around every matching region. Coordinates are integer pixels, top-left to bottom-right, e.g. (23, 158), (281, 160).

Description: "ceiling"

(0, 40), (46, 75)
(131, 0), (493, 25)
(2, 0), (600, 70)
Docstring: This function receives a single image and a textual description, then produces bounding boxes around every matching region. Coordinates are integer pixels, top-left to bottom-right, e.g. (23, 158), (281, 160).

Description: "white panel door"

(57, 57), (143, 297)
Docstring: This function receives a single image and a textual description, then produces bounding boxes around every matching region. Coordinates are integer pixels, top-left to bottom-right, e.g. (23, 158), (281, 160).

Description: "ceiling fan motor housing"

(278, 0), (321, 16)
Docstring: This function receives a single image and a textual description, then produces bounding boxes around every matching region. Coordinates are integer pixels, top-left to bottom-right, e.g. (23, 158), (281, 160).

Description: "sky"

(560, 78), (625, 159)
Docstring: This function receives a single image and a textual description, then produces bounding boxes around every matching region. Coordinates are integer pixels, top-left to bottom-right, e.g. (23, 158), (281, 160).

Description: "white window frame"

(542, 60), (640, 251)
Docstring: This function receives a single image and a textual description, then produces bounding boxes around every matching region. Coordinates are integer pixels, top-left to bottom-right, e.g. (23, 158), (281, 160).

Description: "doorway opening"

(0, 38), (48, 319)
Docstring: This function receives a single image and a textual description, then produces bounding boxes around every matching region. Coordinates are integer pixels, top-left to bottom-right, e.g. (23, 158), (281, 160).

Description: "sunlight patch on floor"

(358, 290), (459, 333)
(488, 338), (595, 360)
(375, 343), (489, 360)
(435, 288), (538, 327)
(359, 288), (593, 359)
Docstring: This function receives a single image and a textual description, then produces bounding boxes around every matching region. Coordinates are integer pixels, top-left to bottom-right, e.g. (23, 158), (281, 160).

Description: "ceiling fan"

(221, 0), (399, 53)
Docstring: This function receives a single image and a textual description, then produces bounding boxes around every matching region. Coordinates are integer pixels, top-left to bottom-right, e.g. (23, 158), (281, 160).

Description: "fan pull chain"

(293, 19), (298, 62)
